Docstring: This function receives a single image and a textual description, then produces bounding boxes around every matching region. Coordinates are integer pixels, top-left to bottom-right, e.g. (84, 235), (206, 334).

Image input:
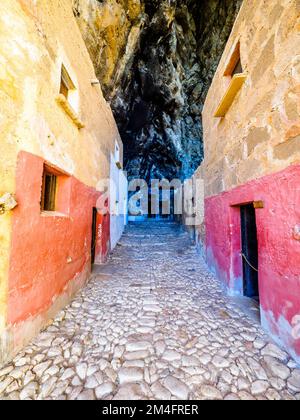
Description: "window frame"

(56, 63), (84, 129)
(213, 40), (247, 118)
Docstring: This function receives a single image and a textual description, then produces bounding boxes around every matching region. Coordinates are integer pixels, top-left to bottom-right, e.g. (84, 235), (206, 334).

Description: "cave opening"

(76, 0), (243, 187)
(113, 0), (243, 186)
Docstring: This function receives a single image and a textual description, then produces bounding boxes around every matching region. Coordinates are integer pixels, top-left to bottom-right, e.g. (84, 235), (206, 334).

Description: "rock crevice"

(74, 0), (242, 181)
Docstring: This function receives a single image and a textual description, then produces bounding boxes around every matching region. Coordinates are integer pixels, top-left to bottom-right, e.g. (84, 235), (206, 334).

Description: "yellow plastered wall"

(0, 0), (121, 188)
(199, 0), (300, 198)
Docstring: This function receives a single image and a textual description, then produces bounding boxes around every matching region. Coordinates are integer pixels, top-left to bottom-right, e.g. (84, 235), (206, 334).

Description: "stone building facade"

(0, 0), (124, 364)
(193, 0), (300, 363)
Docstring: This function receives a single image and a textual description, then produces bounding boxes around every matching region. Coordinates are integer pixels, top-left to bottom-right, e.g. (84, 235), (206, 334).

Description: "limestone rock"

(151, 382), (172, 400)
(0, 193), (17, 213)
(126, 341), (151, 352)
(77, 390), (95, 400)
(20, 382), (39, 400)
(261, 344), (289, 363)
(287, 370), (300, 392)
(182, 355), (200, 367)
(0, 366), (14, 378)
(76, 363), (88, 381)
(38, 377), (57, 399)
(33, 362), (52, 377)
(162, 349), (181, 362)
(95, 382), (115, 399)
(251, 380), (269, 395)
(212, 355), (230, 368)
(113, 383), (146, 400)
(60, 368), (75, 381)
(163, 376), (190, 400)
(263, 356), (290, 380)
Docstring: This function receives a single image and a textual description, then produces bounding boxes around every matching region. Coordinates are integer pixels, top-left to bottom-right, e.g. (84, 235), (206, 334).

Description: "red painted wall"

(205, 165), (300, 362)
(8, 151), (110, 326)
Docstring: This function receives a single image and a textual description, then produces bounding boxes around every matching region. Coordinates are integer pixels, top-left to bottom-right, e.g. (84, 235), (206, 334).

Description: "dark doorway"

(240, 204), (259, 301)
(91, 207), (97, 266)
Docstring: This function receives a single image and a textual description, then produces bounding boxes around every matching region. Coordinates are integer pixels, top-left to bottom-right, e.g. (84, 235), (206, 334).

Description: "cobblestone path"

(0, 222), (299, 400)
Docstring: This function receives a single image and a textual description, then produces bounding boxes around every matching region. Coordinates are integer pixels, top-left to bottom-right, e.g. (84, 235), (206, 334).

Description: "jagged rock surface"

(73, 0), (242, 181)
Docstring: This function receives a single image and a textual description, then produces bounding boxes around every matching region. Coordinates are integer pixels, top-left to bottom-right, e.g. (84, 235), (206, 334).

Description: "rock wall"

(74, 0), (242, 181)
(0, 0), (119, 363)
(194, 0), (300, 364)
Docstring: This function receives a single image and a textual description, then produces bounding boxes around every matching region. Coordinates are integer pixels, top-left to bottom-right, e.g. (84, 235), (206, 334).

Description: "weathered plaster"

(0, 0), (123, 364)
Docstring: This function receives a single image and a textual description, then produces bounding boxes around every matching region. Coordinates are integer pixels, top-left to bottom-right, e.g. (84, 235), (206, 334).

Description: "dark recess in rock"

(77, 0), (243, 182)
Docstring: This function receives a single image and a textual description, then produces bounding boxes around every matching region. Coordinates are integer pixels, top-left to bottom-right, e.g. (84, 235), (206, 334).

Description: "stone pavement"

(0, 221), (299, 400)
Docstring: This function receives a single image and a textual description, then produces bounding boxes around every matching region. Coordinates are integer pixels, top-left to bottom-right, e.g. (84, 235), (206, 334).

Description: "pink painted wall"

(8, 151), (109, 326)
(205, 164), (300, 362)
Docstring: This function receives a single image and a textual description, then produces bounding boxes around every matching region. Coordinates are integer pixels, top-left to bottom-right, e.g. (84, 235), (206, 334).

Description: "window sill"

(214, 73), (247, 118)
(56, 94), (85, 129)
(41, 211), (70, 219)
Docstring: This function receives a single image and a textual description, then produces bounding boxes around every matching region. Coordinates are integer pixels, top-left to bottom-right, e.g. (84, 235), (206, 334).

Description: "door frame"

(91, 207), (98, 266)
(228, 200), (263, 297)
